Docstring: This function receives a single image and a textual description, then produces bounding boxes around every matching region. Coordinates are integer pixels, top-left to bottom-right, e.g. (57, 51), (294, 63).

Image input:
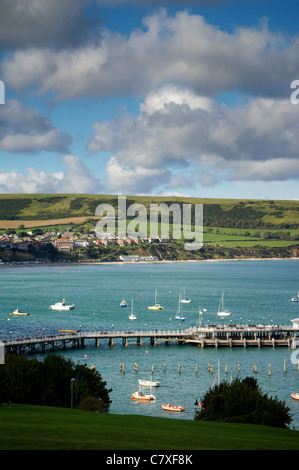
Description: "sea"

(1, 259), (299, 428)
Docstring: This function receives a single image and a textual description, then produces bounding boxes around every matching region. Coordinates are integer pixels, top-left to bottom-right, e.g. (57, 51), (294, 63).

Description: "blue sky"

(1, 0), (299, 200)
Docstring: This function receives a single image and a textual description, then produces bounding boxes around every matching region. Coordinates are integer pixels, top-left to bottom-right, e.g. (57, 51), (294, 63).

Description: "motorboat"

(12, 308), (30, 316)
(217, 292), (231, 317)
(162, 404), (185, 412)
(120, 299), (128, 307)
(49, 299), (75, 310)
(138, 379), (160, 387)
(131, 391), (156, 401)
(291, 297), (298, 302)
(291, 393), (299, 400)
(148, 289), (164, 310)
(129, 299), (137, 320)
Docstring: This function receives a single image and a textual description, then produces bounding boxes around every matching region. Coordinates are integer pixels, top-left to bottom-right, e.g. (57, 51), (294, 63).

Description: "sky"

(1, 0), (299, 200)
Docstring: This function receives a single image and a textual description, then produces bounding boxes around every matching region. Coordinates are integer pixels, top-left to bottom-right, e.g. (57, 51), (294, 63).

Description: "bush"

(195, 377), (292, 429)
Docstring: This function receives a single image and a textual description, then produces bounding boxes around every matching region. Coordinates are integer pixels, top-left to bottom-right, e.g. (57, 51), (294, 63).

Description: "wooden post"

(164, 363), (166, 372)
(269, 363), (271, 376)
(284, 359), (286, 373)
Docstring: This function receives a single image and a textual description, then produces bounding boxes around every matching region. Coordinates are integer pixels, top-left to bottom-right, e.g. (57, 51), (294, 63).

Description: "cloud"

(0, 0), (100, 50)
(105, 156), (169, 194)
(2, 10), (298, 100)
(0, 100), (71, 153)
(88, 85), (299, 193)
(0, 155), (101, 193)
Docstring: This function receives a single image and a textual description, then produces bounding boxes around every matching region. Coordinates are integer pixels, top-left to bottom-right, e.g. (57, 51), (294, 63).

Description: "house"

(54, 238), (74, 252)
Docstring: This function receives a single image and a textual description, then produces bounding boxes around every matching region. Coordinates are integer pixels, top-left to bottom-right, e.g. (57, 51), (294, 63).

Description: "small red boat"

(162, 404), (185, 412)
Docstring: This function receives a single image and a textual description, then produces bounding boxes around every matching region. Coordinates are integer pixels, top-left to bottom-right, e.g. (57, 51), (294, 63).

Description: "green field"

(0, 404), (298, 450)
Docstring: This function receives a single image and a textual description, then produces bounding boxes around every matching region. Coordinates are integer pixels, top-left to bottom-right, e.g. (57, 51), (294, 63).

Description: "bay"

(1, 259), (299, 428)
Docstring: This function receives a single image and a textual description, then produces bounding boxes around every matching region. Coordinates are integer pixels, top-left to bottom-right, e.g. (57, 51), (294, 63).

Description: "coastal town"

(0, 227), (164, 264)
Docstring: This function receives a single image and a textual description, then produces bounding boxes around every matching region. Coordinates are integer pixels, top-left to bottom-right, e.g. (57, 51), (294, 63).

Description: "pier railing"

(2, 324), (298, 356)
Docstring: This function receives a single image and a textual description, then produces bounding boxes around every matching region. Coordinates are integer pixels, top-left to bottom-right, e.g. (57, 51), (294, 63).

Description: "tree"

(0, 354), (111, 411)
(195, 376), (292, 429)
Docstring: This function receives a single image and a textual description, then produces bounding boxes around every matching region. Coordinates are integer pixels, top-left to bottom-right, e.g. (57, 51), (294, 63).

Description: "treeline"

(1, 240), (298, 263)
(0, 354), (111, 411)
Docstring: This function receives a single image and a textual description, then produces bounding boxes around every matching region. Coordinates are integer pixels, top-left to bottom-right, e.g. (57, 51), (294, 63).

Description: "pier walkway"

(2, 323), (299, 357)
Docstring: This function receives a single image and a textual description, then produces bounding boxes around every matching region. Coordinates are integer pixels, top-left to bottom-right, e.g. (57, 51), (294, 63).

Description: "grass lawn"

(0, 404), (298, 450)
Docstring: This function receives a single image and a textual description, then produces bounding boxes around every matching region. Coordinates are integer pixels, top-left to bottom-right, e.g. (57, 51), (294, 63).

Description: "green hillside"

(0, 194), (298, 229)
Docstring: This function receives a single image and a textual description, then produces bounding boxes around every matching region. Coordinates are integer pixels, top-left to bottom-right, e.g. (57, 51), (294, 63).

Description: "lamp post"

(71, 378), (75, 408)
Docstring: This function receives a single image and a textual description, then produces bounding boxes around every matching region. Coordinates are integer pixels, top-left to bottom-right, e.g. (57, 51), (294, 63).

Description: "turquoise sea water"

(1, 259), (299, 427)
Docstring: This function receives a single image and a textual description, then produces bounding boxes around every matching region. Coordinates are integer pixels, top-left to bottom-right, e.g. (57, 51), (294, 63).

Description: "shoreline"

(0, 256), (298, 268)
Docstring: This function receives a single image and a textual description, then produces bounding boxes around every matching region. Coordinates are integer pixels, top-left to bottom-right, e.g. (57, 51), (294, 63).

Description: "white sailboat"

(148, 289), (164, 310)
(217, 292), (231, 317)
(129, 299), (137, 320)
(180, 287), (191, 303)
(175, 293), (185, 321)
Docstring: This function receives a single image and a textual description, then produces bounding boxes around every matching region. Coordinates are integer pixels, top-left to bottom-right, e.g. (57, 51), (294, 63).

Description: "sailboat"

(148, 289), (164, 310)
(217, 291), (231, 317)
(175, 293), (185, 321)
(129, 299), (137, 320)
(180, 287), (191, 303)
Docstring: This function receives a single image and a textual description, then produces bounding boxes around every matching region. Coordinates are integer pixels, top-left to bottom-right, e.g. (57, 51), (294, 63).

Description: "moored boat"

(138, 379), (160, 387)
(131, 391), (156, 401)
(148, 289), (164, 310)
(162, 404), (185, 412)
(120, 299), (128, 307)
(180, 287), (191, 303)
(175, 292), (185, 320)
(50, 299), (75, 310)
(217, 291), (231, 317)
(291, 393), (299, 400)
(129, 299), (137, 320)
(12, 308), (30, 316)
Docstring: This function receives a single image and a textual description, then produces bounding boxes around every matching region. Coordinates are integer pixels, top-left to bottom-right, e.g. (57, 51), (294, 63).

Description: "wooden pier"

(1, 323), (299, 358)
